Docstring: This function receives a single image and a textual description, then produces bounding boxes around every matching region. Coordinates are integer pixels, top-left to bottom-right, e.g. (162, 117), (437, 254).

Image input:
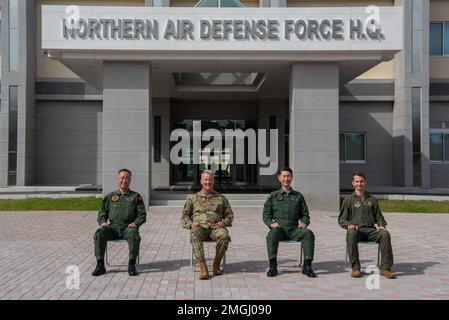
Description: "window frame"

(339, 132), (367, 164)
(430, 130), (449, 164)
(430, 22), (449, 57)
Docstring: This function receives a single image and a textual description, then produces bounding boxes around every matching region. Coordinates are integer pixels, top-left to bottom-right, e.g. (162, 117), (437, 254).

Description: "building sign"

(42, 6), (403, 52)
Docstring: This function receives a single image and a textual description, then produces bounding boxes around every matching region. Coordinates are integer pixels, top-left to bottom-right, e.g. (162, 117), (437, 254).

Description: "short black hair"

(118, 168), (132, 176)
(277, 167), (293, 176)
(352, 171), (366, 180)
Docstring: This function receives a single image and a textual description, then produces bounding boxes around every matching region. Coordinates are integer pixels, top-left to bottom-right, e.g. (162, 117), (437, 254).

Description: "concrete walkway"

(0, 208), (448, 300)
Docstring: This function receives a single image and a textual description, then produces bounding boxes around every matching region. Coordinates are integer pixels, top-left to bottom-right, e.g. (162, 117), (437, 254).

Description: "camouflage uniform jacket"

(181, 190), (234, 229)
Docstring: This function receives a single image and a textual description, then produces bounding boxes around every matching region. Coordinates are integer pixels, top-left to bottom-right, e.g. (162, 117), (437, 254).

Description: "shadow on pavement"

(391, 262), (440, 277)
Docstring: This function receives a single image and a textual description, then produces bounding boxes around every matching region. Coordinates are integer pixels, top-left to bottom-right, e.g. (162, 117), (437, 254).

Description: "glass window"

(340, 133), (366, 163)
(445, 134), (449, 161)
(339, 134), (345, 161)
(9, 27), (19, 71)
(9, 0), (19, 29)
(412, 88), (422, 187)
(412, 29), (422, 73)
(412, 0), (423, 30)
(8, 86), (19, 186)
(430, 23), (443, 56)
(444, 23), (449, 56)
(430, 133), (443, 161)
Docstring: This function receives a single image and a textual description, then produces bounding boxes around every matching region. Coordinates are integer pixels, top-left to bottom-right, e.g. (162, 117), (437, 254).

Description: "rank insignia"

(112, 195), (120, 202)
(365, 201), (372, 207)
(354, 201), (361, 208)
(137, 196), (144, 204)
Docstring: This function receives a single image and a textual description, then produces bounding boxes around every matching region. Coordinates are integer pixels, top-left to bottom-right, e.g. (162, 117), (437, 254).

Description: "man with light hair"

(181, 170), (234, 280)
(339, 172), (396, 279)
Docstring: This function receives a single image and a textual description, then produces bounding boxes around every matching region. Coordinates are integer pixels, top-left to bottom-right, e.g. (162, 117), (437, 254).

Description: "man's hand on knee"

(215, 221), (225, 228)
(128, 223), (137, 228)
(191, 222), (199, 229)
(100, 223), (108, 229)
(270, 222), (280, 228)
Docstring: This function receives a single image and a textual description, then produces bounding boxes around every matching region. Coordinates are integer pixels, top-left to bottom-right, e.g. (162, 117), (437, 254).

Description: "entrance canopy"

(42, 6), (403, 91)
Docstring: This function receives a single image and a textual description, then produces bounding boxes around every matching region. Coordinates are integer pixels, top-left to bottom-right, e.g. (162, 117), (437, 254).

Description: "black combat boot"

(302, 259), (317, 278)
(266, 258), (278, 277)
(92, 259), (106, 276)
(128, 259), (138, 276)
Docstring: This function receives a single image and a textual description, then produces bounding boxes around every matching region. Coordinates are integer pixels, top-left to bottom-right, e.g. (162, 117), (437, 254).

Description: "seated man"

(338, 172), (396, 279)
(263, 167), (316, 278)
(91, 168), (147, 277)
(181, 170), (234, 280)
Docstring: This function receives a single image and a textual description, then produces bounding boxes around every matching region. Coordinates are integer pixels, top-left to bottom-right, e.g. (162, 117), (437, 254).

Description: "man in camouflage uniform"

(263, 168), (317, 278)
(339, 172), (396, 279)
(181, 170), (234, 280)
(91, 168), (147, 277)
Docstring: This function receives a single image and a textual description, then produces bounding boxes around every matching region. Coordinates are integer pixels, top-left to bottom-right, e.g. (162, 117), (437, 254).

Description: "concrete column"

(258, 99), (285, 187)
(290, 63), (340, 212)
(393, 0), (430, 187)
(0, 0), (36, 187)
(151, 98), (170, 188)
(103, 62), (152, 205)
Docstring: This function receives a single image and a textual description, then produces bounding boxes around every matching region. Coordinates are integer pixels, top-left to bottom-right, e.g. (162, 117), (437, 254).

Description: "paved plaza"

(0, 208), (448, 300)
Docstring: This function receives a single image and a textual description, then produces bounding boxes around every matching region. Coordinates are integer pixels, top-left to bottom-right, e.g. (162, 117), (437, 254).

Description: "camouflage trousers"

(190, 227), (230, 261)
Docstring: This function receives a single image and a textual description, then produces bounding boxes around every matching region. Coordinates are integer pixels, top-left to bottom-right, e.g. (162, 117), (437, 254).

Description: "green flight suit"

(94, 189), (147, 261)
(181, 190), (234, 261)
(263, 189), (315, 261)
(338, 192), (394, 270)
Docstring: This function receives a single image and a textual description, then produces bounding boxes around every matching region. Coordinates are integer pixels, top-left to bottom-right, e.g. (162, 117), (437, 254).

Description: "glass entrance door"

(171, 119), (257, 186)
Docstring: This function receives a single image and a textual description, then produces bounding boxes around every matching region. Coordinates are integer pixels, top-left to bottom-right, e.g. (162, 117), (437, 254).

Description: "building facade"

(0, 0), (448, 211)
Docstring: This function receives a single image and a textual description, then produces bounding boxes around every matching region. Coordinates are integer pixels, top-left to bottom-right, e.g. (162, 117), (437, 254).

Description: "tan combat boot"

(351, 268), (361, 278)
(198, 259), (209, 280)
(212, 254), (224, 276)
(380, 269), (397, 279)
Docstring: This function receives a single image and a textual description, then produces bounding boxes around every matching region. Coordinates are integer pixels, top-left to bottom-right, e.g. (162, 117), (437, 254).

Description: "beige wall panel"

(430, 0), (449, 22)
(430, 57), (449, 79)
(357, 60), (395, 79)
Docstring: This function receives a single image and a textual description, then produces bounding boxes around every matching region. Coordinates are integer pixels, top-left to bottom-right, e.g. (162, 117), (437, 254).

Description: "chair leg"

(377, 245), (380, 267)
(222, 252), (226, 272)
(105, 247), (110, 267)
(299, 243), (303, 267)
(345, 249), (348, 268)
(191, 248), (194, 270)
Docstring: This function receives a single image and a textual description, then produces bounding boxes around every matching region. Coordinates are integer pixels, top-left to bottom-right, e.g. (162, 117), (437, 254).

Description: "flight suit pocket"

(123, 201), (136, 222)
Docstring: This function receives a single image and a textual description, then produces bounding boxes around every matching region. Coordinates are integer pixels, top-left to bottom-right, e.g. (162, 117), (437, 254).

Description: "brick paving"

(0, 208), (448, 300)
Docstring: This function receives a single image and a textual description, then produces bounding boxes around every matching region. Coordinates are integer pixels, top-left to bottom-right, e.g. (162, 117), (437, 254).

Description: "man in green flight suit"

(92, 168), (147, 277)
(181, 170), (234, 280)
(263, 167), (317, 278)
(339, 172), (396, 279)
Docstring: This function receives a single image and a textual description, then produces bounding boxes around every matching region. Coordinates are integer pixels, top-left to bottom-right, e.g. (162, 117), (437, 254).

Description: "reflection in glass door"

(171, 119), (257, 186)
